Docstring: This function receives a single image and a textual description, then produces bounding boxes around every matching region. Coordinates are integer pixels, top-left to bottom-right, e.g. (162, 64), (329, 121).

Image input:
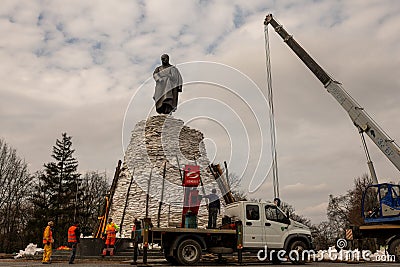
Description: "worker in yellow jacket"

(42, 221), (54, 264)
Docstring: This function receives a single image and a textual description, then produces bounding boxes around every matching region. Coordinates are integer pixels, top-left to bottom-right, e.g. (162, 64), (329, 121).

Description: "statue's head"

(161, 54), (170, 66)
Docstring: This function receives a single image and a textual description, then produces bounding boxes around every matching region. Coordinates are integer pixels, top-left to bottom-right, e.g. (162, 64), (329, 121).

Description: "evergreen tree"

(31, 133), (80, 247)
(27, 171), (50, 246)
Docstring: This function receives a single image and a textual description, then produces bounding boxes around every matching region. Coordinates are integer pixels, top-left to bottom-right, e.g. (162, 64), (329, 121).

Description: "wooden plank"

(95, 160), (122, 238)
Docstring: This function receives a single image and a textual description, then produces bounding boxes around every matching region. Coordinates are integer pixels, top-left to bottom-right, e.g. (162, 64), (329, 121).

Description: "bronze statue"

(153, 54), (183, 114)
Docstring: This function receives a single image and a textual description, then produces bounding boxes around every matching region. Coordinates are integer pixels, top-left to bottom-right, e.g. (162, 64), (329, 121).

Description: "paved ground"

(2, 258), (400, 267)
(2, 250), (400, 267)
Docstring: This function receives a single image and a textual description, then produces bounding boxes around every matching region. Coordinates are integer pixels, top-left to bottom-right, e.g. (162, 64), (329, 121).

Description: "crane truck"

(264, 14), (400, 260)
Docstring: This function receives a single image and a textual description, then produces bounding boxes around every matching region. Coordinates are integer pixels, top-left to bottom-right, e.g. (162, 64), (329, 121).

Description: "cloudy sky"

(1, 0), (400, 224)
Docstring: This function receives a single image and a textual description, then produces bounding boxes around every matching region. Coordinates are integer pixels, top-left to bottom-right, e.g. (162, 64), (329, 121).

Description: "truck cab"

(225, 201), (312, 250)
(363, 183), (400, 223)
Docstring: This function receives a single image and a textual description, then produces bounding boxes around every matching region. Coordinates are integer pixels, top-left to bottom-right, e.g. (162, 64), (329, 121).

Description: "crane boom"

(264, 14), (400, 179)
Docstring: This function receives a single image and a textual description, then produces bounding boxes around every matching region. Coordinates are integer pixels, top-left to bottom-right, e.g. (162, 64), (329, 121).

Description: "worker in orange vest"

(68, 221), (80, 264)
(103, 218), (119, 256)
(42, 221), (54, 264)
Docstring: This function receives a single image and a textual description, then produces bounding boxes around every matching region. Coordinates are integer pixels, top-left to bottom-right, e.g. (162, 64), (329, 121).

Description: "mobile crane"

(264, 14), (400, 259)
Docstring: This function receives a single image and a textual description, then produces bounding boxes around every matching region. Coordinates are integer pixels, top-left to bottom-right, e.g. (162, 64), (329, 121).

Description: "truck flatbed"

(151, 227), (236, 235)
(359, 224), (400, 230)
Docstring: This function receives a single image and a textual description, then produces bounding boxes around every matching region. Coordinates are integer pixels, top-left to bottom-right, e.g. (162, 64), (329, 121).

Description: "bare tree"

(0, 139), (32, 253)
(311, 221), (338, 250)
(312, 174), (373, 250)
(347, 174), (372, 226)
(280, 201), (312, 227)
(327, 174), (372, 234)
(77, 171), (109, 236)
(227, 173), (247, 201)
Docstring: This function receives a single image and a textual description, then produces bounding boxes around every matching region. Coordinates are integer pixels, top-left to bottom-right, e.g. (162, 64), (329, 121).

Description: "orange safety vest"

(68, 225), (77, 243)
(43, 226), (53, 244)
(106, 223), (116, 238)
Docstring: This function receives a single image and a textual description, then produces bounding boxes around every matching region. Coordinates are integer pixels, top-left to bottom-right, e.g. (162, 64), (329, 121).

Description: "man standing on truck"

(204, 189), (220, 229)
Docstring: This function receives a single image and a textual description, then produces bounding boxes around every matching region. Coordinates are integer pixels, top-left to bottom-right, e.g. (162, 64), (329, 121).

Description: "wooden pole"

(145, 168), (153, 218)
(142, 218), (151, 264)
(157, 161), (167, 227)
(95, 160), (122, 238)
(143, 169), (153, 265)
(176, 155), (183, 181)
(119, 168), (135, 234)
(236, 220), (243, 264)
(211, 164), (236, 204)
(224, 161), (231, 190)
(193, 157), (208, 208)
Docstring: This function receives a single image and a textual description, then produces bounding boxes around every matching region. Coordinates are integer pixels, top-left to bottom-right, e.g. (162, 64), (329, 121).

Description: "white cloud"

(282, 183), (329, 196)
(298, 202), (328, 223)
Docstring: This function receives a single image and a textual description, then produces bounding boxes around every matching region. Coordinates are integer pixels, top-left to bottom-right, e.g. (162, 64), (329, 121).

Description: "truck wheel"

(176, 239), (202, 265)
(389, 238), (400, 262)
(289, 240), (307, 265)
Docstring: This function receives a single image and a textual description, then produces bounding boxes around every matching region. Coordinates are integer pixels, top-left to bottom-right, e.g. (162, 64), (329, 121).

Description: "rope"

(264, 24), (280, 199)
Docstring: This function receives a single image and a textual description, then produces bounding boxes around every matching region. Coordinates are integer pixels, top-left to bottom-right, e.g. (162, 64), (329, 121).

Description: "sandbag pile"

(109, 115), (219, 237)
